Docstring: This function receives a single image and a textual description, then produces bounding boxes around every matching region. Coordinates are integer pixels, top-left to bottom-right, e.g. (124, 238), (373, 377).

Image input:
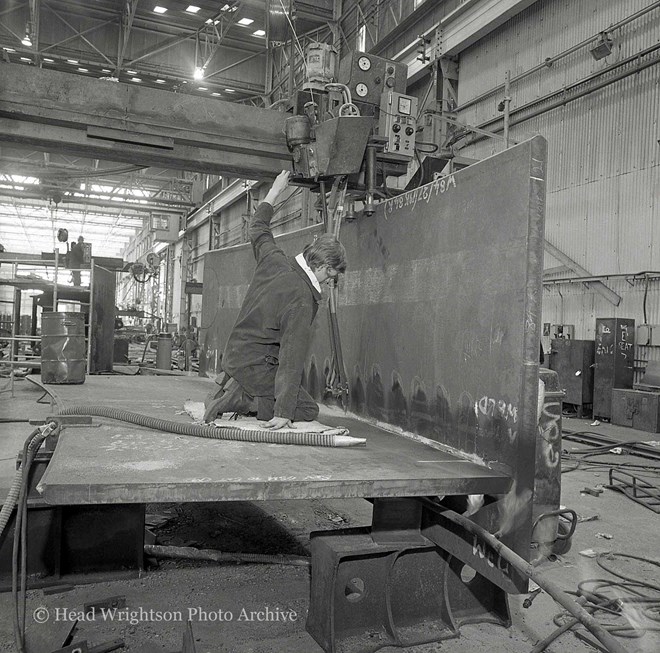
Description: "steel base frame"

(307, 498), (513, 653)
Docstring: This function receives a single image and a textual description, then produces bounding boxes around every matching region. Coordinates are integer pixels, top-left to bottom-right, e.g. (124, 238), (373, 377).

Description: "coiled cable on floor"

(420, 499), (633, 653)
(57, 406), (365, 447)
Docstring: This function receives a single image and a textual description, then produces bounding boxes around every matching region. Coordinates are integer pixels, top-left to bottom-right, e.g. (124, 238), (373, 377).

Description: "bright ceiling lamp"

(193, 66), (205, 80)
(186, 5), (200, 13)
(153, 6), (168, 14)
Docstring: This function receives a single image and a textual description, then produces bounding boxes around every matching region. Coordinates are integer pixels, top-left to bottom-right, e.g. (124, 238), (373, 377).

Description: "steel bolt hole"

(345, 577), (365, 602)
(460, 565), (477, 584)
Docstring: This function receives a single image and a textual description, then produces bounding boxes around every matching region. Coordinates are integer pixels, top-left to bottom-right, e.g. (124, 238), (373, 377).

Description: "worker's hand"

(264, 170), (290, 205)
(265, 416), (293, 430)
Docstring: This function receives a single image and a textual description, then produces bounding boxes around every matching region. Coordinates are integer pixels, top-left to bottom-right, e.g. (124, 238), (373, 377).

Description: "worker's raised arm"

(249, 170), (291, 262)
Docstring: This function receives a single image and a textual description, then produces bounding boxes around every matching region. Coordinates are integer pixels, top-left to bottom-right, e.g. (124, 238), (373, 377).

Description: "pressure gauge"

(355, 82), (369, 97)
(398, 96), (412, 116)
(357, 55), (371, 71)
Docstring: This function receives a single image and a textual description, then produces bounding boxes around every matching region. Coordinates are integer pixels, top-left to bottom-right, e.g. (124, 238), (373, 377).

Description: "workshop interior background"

(1, 1), (660, 653)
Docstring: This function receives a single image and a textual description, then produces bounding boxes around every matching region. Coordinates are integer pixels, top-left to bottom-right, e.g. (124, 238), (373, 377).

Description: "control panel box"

(338, 52), (407, 107)
(379, 92), (418, 159)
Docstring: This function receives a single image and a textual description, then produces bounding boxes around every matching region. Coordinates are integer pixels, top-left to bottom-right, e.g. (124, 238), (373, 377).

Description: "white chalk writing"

(472, 536), (510, 573)
(539, 401), (561, 468)
(385, 175), (457, 215)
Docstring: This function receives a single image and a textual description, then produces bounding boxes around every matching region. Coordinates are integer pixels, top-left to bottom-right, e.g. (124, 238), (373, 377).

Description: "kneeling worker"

(204, 170), (347, 429)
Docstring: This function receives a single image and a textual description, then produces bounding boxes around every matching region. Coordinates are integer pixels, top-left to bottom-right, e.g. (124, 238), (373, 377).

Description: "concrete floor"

(1, 376), (659, 653)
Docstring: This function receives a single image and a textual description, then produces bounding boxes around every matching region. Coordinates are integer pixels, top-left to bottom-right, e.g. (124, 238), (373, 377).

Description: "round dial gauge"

(357, 56), (371, 71)
(355, 82), (369, 97)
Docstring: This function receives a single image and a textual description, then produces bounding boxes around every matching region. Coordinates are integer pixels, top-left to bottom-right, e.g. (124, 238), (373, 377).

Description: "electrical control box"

(550, 324), (575, 339)
(379, 91), (418, 159)
(338, 52), (407, 107)
(593, 317), (635, 419)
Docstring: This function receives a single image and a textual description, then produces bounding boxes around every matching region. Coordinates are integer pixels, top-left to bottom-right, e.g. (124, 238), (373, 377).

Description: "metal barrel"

(40, 311), (86, 384)
(156, 332), (172, 370)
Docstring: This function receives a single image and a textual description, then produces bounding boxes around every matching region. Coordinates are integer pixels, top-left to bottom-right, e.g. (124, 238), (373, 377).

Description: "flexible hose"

(57, 406), (365, 447)
(421, 500), (632, 653)
(0, 429), (40, 540)
(11, 426), (53, 653)
(144, 544), (310, 567)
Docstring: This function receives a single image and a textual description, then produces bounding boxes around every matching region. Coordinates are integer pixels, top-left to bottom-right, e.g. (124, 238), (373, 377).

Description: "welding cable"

(419, 500), (633, 653)
(597, 553), (660, 593)
(530, 595), (614, 653)
(0, 428), (40, 539)
(9, 424), (55, 653)
(534, 577), (660, 651)
(57, 406), (365, 447)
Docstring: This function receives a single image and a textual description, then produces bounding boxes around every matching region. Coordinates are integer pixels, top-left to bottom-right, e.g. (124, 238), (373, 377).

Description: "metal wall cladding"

(542, 278), (660, 383)
(458, 56), (660, 270)
(458, 0), (659, 117)
(455, 0), (660, 386)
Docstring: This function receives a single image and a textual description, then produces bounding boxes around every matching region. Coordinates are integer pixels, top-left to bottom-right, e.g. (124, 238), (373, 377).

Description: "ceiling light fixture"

(67, 59), (79, 64)
(78, 67), (89, 72)
(20, 57), (31, 62)
(238, 18), (254, 26)
(132, 77), (142, 82)
(224, 88), (235, 93)
(193, 66), (205, 80)
(186, 5), (200, 13)
(197, 86), (207, 91)
(127, 69), (137, 74)
(212, 92), (221, 96)
(153, 6), (168, 14)
(43, 57), (54, 62)
(3, 47), (16, 52)
(253, 29), (266, 37)
(155, 79), (166, 84)
(102, 68), (112, 72)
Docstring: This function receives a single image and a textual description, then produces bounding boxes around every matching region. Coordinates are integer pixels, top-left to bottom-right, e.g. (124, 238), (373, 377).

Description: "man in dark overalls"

(203, 170), (347, 429)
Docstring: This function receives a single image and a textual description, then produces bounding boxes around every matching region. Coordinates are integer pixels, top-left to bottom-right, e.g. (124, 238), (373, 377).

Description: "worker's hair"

(303, 234), (347, 273)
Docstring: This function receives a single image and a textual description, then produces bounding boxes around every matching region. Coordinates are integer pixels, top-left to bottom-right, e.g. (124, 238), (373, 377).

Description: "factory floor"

(0, 376), (659, 653)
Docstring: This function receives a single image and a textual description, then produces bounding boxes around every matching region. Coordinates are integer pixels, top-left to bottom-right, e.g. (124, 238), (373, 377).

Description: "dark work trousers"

(233, 356), (319, 422)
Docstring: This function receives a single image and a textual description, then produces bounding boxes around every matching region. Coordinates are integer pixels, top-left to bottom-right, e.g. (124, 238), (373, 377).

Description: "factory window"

(151, 214), (170, 231)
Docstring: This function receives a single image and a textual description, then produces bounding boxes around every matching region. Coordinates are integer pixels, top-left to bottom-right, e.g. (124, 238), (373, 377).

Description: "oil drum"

(40, 312), (86, 384)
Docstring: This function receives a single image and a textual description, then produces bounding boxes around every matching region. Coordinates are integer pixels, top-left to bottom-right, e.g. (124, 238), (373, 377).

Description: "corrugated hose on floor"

(57, 406), (365, 447)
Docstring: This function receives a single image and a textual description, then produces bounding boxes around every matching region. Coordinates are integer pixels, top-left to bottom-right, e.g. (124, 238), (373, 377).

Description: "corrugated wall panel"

(458, 0), (660, 123)
(454, 0), (660, 379)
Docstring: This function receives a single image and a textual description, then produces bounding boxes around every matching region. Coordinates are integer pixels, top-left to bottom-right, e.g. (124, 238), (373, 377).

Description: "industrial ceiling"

(0, 0), (332, 257)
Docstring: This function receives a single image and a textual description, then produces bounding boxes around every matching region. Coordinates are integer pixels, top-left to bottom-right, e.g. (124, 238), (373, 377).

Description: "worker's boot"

(203, 376), (255, 422)
(204, 371), (230, 406)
